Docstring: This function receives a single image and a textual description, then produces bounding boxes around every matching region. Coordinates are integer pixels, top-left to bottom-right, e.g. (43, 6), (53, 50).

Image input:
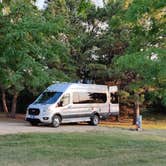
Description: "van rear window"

(73, 92), (107, 104)
(110, 92), (119, 104)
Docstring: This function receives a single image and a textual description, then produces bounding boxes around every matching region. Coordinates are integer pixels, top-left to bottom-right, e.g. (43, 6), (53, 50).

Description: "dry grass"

(142, 119), (166, 129)
(100, 117), (166, 130)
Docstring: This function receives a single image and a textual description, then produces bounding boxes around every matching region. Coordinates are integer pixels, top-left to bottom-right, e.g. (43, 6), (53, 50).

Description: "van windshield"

(34, 92), (62, 104)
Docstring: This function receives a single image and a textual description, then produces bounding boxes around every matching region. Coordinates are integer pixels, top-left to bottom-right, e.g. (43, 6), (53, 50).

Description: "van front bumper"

(26, 118), (41, 123)
(26, 115), (52, 124)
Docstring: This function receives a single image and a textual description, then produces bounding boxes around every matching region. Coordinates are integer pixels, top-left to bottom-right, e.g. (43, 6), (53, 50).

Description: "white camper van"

(26, 83), (119, 127)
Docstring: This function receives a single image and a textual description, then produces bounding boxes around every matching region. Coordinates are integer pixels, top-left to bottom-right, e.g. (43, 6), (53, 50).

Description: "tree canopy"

(0, 0), (165, 115)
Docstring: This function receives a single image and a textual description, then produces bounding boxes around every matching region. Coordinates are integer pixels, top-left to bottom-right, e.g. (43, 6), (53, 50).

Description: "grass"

(101, 112), (166, 130)
(0, 129), (166, 166)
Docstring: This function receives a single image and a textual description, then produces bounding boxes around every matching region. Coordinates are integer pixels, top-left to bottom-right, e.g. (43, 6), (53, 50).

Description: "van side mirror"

(57, 93), (70, 107)
(57, 101), (63, 107)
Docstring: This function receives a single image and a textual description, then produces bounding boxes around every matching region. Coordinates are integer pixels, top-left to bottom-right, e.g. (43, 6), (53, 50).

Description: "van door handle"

(67, 106), (71, 109)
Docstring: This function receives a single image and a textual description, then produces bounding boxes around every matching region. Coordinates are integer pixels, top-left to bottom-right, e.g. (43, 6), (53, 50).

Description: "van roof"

(45, 83), (108, 92)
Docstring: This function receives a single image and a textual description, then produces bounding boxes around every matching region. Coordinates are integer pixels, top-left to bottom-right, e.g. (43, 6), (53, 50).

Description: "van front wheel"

(90, 114), (100, 126)
(52, 115), (61, 128)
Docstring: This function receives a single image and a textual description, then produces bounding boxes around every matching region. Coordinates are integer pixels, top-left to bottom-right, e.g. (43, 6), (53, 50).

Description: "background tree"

(0, 0), (165, 116)
(110, 0), (166, 116)
(0, 0), (75, 117)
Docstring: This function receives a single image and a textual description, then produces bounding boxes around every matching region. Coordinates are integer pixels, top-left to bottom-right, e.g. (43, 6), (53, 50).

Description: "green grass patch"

(0, 129), (166, 166)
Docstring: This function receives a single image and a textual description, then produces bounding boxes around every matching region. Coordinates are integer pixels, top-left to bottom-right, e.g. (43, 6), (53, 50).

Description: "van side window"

(58, 94), (70, 107)
(73, 92), (107, 104)
(110, 92), (118, 104)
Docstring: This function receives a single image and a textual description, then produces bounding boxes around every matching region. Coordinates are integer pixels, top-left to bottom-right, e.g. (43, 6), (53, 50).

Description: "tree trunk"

(133, 100), (140, 125)
(1, 90), (9, 116)
(136, 100), (140, 120)
(10, 92), (19, 118)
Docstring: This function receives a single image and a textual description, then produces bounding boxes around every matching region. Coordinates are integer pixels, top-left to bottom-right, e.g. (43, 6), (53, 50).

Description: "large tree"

(111, 0), (166, 114)
(0, 0), (165, 116)
(0, 0), (75, 117)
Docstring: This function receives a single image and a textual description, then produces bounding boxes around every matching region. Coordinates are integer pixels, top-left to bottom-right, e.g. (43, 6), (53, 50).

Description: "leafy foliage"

(0, 0), (76, 114)
(0, 0), (165, 114)
(111, 0), (166, 109)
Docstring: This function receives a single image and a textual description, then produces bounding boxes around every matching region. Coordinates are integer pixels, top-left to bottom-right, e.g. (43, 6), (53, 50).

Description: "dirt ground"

(0, 113), (135, 135)
(0, 119), (116, 135)
(0, 113), (165, 135)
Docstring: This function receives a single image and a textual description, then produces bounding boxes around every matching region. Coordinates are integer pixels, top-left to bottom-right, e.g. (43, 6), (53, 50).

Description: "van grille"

(28, 108), (40, 115)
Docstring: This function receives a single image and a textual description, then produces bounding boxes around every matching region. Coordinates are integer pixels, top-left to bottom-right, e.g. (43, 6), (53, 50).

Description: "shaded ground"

(0, 113), (166, 135)
(0, 120), (116, 135)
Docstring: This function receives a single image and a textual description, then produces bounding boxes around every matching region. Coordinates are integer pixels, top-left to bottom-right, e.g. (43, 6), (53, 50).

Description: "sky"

(36, 0), (104, 10)
(91, 0), (104, 7)
(36, 0), (45, 10)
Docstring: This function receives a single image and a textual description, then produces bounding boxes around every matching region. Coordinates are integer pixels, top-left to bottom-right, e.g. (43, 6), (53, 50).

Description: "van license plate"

(30, 115), (35, 119)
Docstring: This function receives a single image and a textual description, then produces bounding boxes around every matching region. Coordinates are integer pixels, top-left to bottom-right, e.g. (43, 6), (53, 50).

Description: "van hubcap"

(93, 116), (99, 125)
(53, 117), (60, 127)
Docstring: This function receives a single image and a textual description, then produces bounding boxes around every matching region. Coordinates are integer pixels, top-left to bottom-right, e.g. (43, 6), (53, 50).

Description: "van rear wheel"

(90, 114), (100, 126)
(52, 115), (61, 128)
